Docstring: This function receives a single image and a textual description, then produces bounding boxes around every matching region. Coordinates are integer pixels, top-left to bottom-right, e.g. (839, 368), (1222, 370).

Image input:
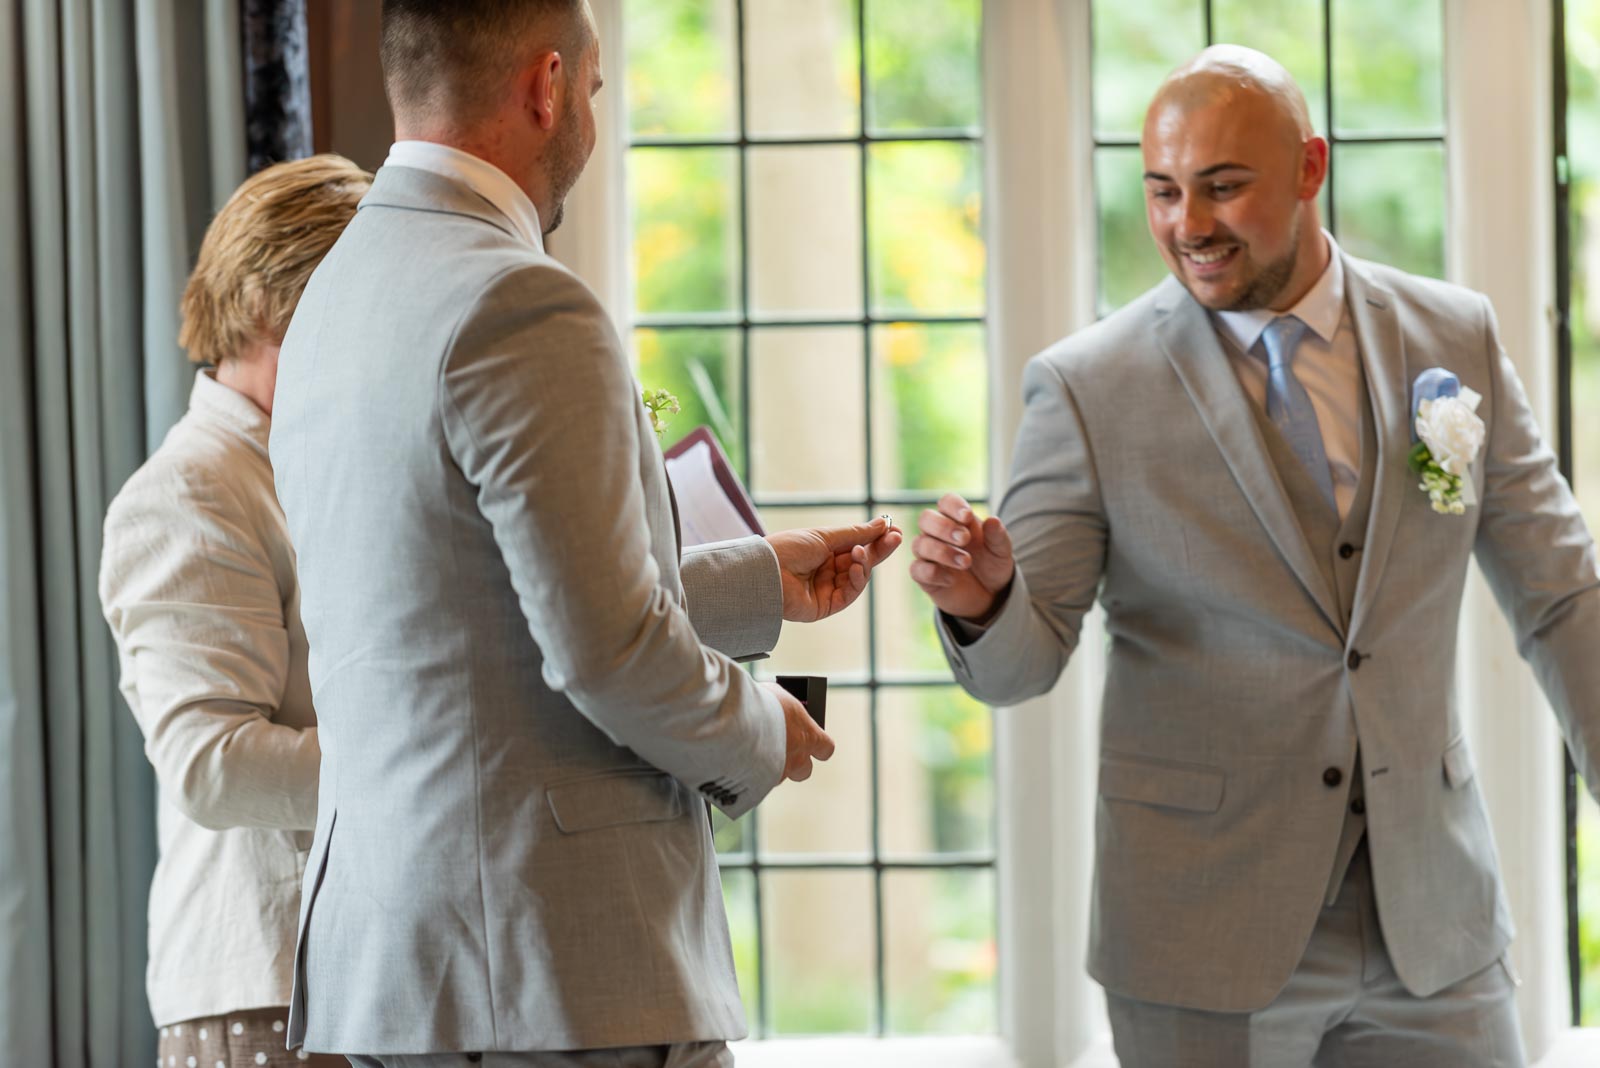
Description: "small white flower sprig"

(642, 387), (681, 440)
(1408, 368), (1484, 516)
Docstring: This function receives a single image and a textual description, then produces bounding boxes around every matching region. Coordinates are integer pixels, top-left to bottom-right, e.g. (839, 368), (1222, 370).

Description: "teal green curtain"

(0, 2), (245, 1064)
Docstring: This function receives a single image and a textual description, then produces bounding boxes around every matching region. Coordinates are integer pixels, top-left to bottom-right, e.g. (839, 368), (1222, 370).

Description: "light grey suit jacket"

(270, 166), (788, 1054)
(941, 255), (1600, 1012)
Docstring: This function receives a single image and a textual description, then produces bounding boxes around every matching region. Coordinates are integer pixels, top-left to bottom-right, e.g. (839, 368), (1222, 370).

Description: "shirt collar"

(382, 140), (546, 252)
(1213, 230), (1345, 354)
(189, 370), (271, 456)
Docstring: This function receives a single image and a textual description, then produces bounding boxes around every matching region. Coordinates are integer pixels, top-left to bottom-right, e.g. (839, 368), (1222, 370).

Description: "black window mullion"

(627, 0), (995, 1040)
(1554, 0), (1582, 1026)
(728, 0), (770, 1038)
(857, 0), (891, 1039)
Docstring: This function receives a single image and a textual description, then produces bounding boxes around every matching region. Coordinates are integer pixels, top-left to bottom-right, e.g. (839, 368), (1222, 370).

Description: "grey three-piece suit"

(270, 165), (788, 1061)
(940, 257), (1600, 1059)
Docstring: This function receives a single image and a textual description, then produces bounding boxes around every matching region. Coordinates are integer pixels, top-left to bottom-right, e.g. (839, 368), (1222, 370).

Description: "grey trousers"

(1106, 844), (1526, 1068)
(344, 1043), (732, 1068)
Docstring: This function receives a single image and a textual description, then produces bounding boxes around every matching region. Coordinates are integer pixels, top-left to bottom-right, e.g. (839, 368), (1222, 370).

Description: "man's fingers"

(820, 516), (892, 552)
(909, 559), (958, 589)
(937, 492), (974, 526)
(982, 515), (1013, 559)
(787, 757), (814, 782)
(918, 507), (969, 547)
(811, 727), (836, 762)
(912, 534), (970, 571)
(867, 528), (903, 565)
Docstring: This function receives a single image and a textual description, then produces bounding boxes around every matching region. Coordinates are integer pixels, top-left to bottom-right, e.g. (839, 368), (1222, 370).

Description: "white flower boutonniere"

(642, 387), (681, 440)
(1408, 368), (1484, 516)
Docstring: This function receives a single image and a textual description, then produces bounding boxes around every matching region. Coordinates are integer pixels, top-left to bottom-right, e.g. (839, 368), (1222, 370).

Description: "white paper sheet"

(664, 439), (758, 547)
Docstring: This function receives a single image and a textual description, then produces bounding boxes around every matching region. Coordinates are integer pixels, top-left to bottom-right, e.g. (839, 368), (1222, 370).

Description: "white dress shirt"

(100, 371), (319, 1026)
(1213, 232), (1364, 519)
(383, 140), (545, 251)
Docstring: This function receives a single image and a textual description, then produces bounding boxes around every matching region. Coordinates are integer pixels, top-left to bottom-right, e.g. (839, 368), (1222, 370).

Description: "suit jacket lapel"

(1342, 257), (1410, 638)
(1154, 278), (1343, 635)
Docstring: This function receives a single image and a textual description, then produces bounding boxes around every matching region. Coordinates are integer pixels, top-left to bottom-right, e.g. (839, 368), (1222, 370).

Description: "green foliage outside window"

(1566, 0), (1600, 1024)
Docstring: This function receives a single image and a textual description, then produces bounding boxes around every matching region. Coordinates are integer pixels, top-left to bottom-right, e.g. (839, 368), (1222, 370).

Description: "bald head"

(1138, 46), (1330, 312)
(1146, 45), (1314, 149)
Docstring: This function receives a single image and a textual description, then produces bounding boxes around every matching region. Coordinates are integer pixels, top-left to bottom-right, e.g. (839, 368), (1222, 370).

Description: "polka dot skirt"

(157, 1007), (345, 1068)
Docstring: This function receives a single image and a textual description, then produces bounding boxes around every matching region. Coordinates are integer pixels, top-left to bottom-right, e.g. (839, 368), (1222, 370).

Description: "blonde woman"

(100, 154), (370, 1068)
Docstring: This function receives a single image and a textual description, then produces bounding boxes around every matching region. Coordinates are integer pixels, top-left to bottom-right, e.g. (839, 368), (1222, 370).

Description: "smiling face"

(1141, 68), (1329, 312)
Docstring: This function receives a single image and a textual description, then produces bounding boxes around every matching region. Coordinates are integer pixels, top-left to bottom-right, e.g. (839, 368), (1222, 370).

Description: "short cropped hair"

(380, 0), (589, 125)
(178, 154), (371, 367)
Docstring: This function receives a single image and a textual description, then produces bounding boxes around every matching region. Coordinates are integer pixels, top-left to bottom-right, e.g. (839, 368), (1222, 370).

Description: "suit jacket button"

(1339, 543), (1357, 560)
(1351, 798), (1366, 815)
(1346, 650), (1363, 670)
(1323, 767), (1344, 788)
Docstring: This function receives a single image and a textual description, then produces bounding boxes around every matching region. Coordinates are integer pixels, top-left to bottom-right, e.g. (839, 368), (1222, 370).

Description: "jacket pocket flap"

(1099, 752), (1225, 813)
(1443, 736), (1475, 788)
(547, 770), (686, 834)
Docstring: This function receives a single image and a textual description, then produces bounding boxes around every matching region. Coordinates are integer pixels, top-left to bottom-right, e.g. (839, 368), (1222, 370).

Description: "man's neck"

(393, 126), (549, 224)
(1268, 227), (1332, 313)
(215, 343), (277, 416)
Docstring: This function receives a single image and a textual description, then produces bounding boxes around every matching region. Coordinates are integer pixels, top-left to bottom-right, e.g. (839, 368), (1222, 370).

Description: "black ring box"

(774, 675), (827, 730)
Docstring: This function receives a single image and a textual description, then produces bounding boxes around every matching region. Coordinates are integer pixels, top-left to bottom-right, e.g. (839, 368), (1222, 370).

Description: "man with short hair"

(271, 2), (899, 1065)
(913, 46), (1600, 1066)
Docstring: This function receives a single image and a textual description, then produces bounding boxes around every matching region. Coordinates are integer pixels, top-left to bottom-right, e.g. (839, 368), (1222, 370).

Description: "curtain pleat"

(0, 0), (54, 1060)
(2, 1), (245, 1063)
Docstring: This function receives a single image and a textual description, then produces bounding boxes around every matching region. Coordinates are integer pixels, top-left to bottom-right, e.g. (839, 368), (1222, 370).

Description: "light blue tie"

(1260, 315), (1336, 511)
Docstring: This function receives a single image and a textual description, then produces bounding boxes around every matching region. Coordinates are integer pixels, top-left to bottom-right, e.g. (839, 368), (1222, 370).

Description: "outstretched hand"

(909, 493), (1015, 621)
(765, 516), (903, 623)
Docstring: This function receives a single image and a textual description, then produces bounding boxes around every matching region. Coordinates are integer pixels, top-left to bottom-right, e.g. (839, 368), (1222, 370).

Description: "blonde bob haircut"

(179, 153), (372, 367)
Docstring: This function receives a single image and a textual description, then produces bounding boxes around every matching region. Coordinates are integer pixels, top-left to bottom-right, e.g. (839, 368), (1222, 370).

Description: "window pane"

(751, 327), (867, 498)
(1568, 0), (1600, 541)
(1333, 142), (1446, 280)
(633, 328), (744, 476)
(1096, 146), (1167, 315)
(870, 323), (986, 497)
(757, 688), (872, 857)
(874, 517), (958, 679)
(712, 806), (749, 856)
(746, 0), (860, 138)
(879, 686), (994, 856)
(1331, 0), (1444, 135)
(884, 869), (997, 1034)
(865, 0), (980, 133)
(756, 506), (871, 681)
(1570, 0), (1600, 1019)
(624, 0), (738, 139)
(868, 142), (985, 318)
(1092, 0), (1204, 141)
(722, 868), (761, 1025)
(764, 869), (877, 1034)
(631, 148), (741, 316)
(1211, 0), (1327, 128)
(749, 145), (864, 319)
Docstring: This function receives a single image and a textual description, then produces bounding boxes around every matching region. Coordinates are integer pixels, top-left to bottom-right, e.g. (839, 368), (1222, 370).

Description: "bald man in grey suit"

(270, 2), (899, 1065)
(914, 47), (1600, 1067)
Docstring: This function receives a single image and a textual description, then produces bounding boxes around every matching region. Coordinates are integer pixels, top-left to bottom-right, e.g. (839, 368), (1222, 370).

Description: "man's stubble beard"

(541, 103), (587, 236)
(1213, 211), (1301, 312)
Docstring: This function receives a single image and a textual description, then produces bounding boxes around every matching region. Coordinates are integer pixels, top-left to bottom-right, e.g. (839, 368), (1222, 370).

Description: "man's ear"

(524, 50), (565, 131)
(1299, 135), (1330, 201)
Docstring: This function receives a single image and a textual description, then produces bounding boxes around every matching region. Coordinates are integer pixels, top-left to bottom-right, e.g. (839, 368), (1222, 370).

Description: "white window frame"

(551, 0), (1588, 1063)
